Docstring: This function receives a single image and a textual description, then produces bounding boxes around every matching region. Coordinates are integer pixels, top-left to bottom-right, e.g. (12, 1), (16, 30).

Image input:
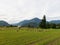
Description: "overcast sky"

(0, 0), (60, 24)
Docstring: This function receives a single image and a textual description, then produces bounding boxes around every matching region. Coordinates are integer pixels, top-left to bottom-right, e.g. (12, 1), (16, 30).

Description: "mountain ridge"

(0, 21), (10, 26)
(13, 17), (41, 27)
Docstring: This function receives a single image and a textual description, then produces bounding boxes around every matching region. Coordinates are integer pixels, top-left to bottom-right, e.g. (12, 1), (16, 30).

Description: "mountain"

(29, 18), (41, 27)
(50, 20), (60, 24)
(16, 20), (30, 26)
(0, 21), (10, 26)
(15, 18), (41, 27)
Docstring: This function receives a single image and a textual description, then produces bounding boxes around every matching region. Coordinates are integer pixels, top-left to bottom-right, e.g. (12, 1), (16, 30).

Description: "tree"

(39, 15), (47, 28)
(46, 22), (51, 28)
(50, 23), (56, 28)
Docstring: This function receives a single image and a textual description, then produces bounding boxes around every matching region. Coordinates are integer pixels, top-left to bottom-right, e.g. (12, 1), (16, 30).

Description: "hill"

(50, 20), (60, 24)
(0, 21), (10, 26)
(14, 18), (41, 27)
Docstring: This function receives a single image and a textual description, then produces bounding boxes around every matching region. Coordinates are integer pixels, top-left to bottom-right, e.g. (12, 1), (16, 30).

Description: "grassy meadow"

(0, 27), (60, 45)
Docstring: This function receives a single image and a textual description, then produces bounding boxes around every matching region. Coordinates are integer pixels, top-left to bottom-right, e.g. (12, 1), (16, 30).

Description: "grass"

(0, 27), (60, 45)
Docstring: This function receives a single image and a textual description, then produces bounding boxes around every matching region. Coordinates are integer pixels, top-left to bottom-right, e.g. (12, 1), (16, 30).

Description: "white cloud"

(0, 0), (60, 24)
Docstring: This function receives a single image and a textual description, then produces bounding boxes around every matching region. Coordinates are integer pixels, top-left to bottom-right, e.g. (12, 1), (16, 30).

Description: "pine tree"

(40, 15), (46, 28)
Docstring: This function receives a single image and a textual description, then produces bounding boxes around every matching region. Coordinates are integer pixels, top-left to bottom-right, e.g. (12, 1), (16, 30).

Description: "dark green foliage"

(39, 15), (59, 29)
(56, 24), (60, 29)
(50, 23), (56, 28)
(46, 22), (51, 28)
(39, 15), (47, 28)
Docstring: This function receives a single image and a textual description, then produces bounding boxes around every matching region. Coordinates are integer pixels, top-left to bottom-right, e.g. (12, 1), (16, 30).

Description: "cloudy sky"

(0, 0), (60, 24)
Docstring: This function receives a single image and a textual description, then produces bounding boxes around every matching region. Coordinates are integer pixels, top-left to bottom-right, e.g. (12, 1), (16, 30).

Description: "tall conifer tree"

(40, 15), (46, 28)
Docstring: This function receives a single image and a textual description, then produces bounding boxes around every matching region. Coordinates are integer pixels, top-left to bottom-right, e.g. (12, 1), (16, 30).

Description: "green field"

(0, 27), (60, 45)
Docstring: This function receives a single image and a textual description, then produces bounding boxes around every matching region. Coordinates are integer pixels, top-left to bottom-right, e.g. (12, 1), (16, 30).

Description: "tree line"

(8, 15), (60, 29)
(39, 15), (60, 29)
